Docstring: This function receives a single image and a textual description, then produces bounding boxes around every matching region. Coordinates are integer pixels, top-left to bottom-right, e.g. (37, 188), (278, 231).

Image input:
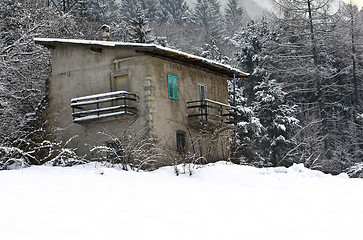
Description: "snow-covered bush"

(346, 163), (363, 178)
(0, 136), (88, 170)
(168, 149), (207, 176)
(40, 137), (88, 167)
(0, 0), (88, 170)
(170, 141), (209, 175)
(162, 124), (231, 176)
(90, 125), (163, 171)
(0, 146), (33, 170)
(91, 138), (162, 171)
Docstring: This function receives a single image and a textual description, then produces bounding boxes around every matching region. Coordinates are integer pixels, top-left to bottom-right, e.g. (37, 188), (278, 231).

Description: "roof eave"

(34, 38), (250, 78)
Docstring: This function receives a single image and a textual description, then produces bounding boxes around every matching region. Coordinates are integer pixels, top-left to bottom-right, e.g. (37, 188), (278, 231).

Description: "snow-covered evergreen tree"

(253, 76), (299, 166)
(120, 0), (159, 23)
(200, 38), (229, 64)
(232, 20), (274, 104)
(72, 0), (123, 40)
(193, 0), (225, 45)
(225, 0), (245, 34)
(228, 82), (263, 164)
(229, 19), (299, 166)
(129, 3), (153, 43)
(158, 0), (190, 24)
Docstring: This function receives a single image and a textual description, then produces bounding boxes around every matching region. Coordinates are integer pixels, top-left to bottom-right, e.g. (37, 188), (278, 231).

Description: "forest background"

(0, 0), (362, 176)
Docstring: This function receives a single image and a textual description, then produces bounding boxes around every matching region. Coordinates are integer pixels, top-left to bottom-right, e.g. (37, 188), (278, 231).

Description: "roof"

(34, 38), (249, 78)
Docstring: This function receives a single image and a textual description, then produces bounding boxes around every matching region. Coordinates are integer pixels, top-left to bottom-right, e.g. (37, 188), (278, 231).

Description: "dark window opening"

(176, 132), (185, 154)
(90, 47), (102, 53)
(198, 84), (207, 121)
(198, 84), (207, 101)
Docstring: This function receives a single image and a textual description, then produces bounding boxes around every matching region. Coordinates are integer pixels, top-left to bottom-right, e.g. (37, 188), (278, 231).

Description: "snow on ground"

(1, 162), (362, 240)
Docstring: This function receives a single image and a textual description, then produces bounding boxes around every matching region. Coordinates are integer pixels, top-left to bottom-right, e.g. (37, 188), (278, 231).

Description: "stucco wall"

(47, 44), (150, 158)
(46, 44), (232, 162)
(147, 56), (231, 161)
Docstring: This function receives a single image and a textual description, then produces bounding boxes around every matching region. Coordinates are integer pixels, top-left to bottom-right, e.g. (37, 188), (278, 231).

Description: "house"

(34, 38), (249, 166)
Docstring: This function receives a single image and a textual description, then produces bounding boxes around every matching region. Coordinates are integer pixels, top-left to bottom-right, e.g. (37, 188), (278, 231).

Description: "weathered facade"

(35, 38), (248, 165)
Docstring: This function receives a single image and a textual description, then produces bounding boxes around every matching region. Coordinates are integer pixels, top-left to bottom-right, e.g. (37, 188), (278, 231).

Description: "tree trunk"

(307, 0), (327, 157)
(350, 6), (359, 106)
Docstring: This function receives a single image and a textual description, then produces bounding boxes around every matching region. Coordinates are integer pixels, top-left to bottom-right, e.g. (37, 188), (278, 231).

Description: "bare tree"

(268, 0), (361, 173)
(90, 120), (164, 171)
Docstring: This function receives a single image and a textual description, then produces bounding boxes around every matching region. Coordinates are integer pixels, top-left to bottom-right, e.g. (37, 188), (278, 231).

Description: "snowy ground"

(1, 162), (363, 240)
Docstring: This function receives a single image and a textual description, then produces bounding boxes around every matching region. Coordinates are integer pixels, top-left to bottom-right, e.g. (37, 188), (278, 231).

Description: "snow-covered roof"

(34, 38), (249, 78)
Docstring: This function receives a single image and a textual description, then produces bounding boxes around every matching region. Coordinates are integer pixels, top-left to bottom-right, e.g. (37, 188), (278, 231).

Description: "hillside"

(186, 0), (272, 19)
(114, 0), (272, 19)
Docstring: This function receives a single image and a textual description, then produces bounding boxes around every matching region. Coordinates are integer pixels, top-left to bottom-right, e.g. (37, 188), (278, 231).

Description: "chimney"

(101, 25), (110, 41)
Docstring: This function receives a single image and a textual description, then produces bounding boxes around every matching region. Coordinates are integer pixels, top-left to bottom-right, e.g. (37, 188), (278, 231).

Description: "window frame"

(198, 83), (207, 100)
(110, 69), (129, 92)
(113, 74), (129, 92)
(176, 132), (186, 155)
(198, 83), (208, 121)
(167, 73), (179, 100)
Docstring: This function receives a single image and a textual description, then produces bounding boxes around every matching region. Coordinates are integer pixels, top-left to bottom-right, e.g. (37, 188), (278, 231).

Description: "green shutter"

(167, 73), (178, 100)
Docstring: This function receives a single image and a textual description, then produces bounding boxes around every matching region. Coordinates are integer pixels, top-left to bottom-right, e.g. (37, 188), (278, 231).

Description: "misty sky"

(185, 0), (362, 20)
(349, 0), (363, 8)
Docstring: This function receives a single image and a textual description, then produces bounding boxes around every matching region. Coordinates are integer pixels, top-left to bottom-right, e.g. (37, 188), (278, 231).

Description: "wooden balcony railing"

(71, 91), (138, 123)
(187, 99), (236, 125)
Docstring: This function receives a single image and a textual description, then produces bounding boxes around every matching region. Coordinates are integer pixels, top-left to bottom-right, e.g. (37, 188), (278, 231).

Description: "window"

(176, 132), (186, 154)
(198, 83), (207, 101)
(114, 74), (129, 91)
(167, 73), (179, 100)
(198, 84), (207, 121)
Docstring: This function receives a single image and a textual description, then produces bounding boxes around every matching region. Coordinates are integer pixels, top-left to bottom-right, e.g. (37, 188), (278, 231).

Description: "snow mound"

(275, 163), (325, 177)
(0, 162), (362, 240)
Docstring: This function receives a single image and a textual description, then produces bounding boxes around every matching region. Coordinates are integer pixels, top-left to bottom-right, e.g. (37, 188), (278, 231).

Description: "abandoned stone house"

(35, 38), (249, 164)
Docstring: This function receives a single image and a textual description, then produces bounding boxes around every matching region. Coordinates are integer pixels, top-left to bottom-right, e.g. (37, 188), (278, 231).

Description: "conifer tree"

(230, 20), (298, 166)
(232, 20), (273, 104)
(193, 0), (225, 44)
(225, 0), (244, 34)
(120, 0), (158, 23)
(129, 3), (153, 43)
(72, 0), (122, 40)
(158, 0), (190, 24)
(228, 82), (263, 164)
(252, 76), (299, 166)
(200, 38), (229, 64)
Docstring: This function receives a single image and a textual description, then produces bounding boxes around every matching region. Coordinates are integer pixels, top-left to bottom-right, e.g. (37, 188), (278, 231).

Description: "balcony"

(71, 91), (138, 123)
(187, 99), (236, 127)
